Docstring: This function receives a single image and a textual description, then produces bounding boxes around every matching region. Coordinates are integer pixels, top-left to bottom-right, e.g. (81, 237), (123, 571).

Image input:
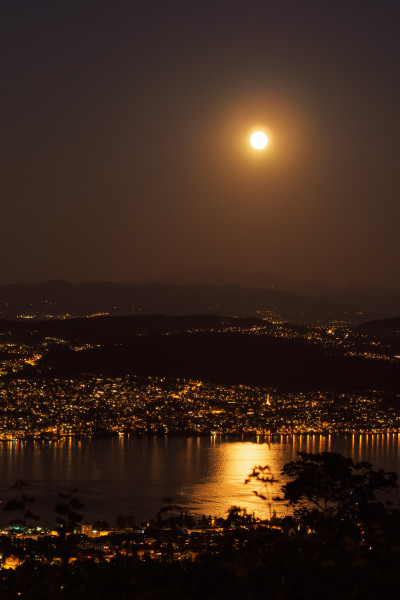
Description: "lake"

(0, 434), (400, 527)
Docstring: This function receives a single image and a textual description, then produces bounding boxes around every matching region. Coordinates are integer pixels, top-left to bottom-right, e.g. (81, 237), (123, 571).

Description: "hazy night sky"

(2, 0), (399, 287)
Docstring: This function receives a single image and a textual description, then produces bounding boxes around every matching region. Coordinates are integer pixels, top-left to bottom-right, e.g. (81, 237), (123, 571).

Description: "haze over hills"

(156, 266), (400, 296)
(0, 278), (399, 325)
(157, 268), (400, 322)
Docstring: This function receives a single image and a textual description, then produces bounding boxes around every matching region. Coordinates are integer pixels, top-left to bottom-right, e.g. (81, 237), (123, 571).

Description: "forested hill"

(0, 314), (264, 341)
(31, 332), (400, 392)
(356, 317), (400, 335)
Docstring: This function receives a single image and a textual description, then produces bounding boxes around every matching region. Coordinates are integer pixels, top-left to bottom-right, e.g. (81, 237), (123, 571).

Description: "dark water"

(1, 434), (400, 527)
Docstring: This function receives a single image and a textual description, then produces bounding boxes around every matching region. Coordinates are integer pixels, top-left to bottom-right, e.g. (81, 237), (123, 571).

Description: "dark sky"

(2, 0), (399, 287)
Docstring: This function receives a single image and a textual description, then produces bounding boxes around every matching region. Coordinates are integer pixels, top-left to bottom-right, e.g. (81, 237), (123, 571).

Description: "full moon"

(250, 131), (268, 150)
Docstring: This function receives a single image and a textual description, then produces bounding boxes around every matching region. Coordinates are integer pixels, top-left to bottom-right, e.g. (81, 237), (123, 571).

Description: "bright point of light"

(250, 131), (268, 150)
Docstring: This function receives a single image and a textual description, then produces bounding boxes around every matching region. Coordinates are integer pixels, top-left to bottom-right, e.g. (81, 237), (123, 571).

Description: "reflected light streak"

(0, 436), (399, 526)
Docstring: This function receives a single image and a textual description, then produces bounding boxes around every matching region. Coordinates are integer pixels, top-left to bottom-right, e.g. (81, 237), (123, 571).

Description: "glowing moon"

(250, 131), (268, 150)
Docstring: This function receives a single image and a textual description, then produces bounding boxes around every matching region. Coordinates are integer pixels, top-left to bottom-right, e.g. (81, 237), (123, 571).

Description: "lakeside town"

(0, 311), (399, 439)
(0, 509), (265, 570)
(0, 375), (399, 439)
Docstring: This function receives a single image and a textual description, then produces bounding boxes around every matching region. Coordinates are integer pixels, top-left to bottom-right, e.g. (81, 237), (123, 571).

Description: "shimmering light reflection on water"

(181, 435), (334, 519)
(0, 434), (399, 525)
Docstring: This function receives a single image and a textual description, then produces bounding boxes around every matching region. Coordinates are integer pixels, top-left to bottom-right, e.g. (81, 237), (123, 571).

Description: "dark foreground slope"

(1, 537), (399, 600)
(37, 332), (399, 391)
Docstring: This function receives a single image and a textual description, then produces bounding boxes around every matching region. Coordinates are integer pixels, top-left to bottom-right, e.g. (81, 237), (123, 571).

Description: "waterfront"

(1, 434), (400, 526)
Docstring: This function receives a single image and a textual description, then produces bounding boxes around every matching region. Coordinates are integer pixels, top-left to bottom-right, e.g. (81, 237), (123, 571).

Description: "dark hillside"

(37, 332), (400, 392)
(355, 317), (400, 351)
(0, 314), (265, 342)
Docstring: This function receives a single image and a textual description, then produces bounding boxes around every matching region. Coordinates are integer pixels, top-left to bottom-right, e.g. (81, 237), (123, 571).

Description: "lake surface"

(1, 434), (400, 527)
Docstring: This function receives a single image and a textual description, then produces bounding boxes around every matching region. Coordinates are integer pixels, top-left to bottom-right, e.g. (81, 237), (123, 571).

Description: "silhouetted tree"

(245, 464), (280, 519)
(3, 480), (39, 530)
(226, 506), (255, 527)
(282, 451), (398, 523)
(55, 488), (83, 537)
(247, 451), (399, 540)
(156, 497), (183, 529)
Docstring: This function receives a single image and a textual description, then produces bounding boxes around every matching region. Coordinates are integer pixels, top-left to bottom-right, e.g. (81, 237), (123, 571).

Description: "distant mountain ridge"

(0, 279), (398, 325)
(156, 266), (400, 297)
(157, 268), (400, 320)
